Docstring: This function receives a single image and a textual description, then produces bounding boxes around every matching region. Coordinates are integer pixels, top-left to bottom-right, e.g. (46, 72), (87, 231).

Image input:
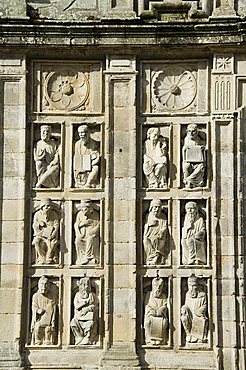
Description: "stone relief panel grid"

(140, 61), (209, 115)
(32, 61), (103, 114)
(137, 59), (213, 354)
(24, 59), (106, 352)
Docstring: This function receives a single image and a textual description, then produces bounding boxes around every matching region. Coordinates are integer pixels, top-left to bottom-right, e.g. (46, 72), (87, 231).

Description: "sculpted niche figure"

(181, 201), (206, 265)
(144, 277), (169, 345)
(182, 124), (206, 188)
(143, 199), (168, 265)
(74, 199), (100, 265)
(143, 127), (168, 188)
(73, 125), (100, 188)
(32, 199), (60, 265)
(70, 277), (98, 345)
(34, 125), (60, 188)
(31, 276), (58, 346)
(181, 274), (208, 344)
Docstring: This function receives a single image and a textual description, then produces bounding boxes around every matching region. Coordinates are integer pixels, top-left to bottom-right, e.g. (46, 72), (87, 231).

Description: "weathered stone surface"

(0, 1), (245, 370)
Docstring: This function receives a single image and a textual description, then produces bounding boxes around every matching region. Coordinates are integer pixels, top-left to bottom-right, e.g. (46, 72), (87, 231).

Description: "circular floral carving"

(44, 69), (89, 111)
(152, 67), (197, 111)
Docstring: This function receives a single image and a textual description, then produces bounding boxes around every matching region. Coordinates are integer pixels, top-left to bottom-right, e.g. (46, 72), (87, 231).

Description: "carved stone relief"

(70, 276), (99, 345)
(32, 199), (61, 265)
(30, 276), (59, 346)
(143, 199), (169, 266)
(182, 124), (206, 189)
(33, 125), (61, 189)
(181, 201), (207, 266)
(73, 125), (101, 188)
(181, 274), (208, 346)
(43, 69), (90, 111)
(143, 127), (168, 189)
(151, 67), (197, 112)
(144, 277), (169, 346)
(33, 62), (103, 113)
(74, 200), (100, 266)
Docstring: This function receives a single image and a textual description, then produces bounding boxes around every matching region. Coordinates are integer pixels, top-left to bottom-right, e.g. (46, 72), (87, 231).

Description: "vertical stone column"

(0, 56), (26, 369)
(101, 56), (140, 368)
(237, 107), (246, 370)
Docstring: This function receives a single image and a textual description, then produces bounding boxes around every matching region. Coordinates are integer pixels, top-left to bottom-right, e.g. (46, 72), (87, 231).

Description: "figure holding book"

(32, 199), (60, 265)
(182, 124), (206, 188)
(31, 276), (58, 345)
(73, 125), (100, 188)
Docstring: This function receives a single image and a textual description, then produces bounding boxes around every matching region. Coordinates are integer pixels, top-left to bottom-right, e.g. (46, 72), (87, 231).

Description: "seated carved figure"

(144, 277), (169, 345)
(143, 127), (168, 188)
(73, 125), (100, 188)
(182, 124), (206, 188)
(181, 274), (208, 344)
(31, 276), (57, 346)
(32, 198), (60, 265)
(74, 199), (100, 265)
(143, 199), (168, 265)
(181, 201), (206, 265)
(70, 277), (98, 345)
(34, 125), (60, 188)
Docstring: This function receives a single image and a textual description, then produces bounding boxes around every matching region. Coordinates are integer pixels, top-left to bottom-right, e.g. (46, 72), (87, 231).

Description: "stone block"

(113, 243), (130, 264)
(0, 289), (22, 314)
(4, 81), (21, 106)
(114, 220), (136, 243)
(2, 220), (25, 243)
(4, 129), (26, 153)
(3, 105), (25, 129)
(3, 152), (25, 178)
(113, 108), (130, 131)
(113, 266), (132, 288)
(2, 199), (25, 221)
(3, 178), (25, 199)
(0, 265), (23, 288)
(112, 315), (129, 342)
(1, 243), (24, 264)
(0, 314), (17, 341)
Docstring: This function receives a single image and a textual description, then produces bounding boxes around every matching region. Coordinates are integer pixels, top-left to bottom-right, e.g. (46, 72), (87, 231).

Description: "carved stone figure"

(182, 124), (206, 188)
(144, 277), (169, 345)
(32, 199), (60, 265)
(181, 201), (206, 265)
(34, 125), (60, 188)
(73, 125), (100, 188)
(31, 276), (58, 346)
(74, 199), (100, 265)
(143, 127), (168, 188)
(70, 277), (98, 345)
(181, 274), (208, 344)
(143, 199), (168, 265)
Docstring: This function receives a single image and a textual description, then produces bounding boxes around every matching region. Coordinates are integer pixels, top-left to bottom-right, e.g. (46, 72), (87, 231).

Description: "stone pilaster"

(100, 55), (140, 368)
(0, 55), (26, 369)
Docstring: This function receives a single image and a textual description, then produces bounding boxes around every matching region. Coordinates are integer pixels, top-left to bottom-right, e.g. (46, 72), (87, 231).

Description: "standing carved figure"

(74, 200), (100, 265)
(143, 199), (168, 265)
(182, 124), (206, 188)
(73, 125), (100, 188)
(144, 277), (169, 345)
(32, 199), (60, 265)
(181, 274), (208, 344)
(70, 277), (98, 345)
(34, 125), (60, 188)
(143, 127), (168, 188)
(31, 276), (58, 346)
(181, 201), (206, 265)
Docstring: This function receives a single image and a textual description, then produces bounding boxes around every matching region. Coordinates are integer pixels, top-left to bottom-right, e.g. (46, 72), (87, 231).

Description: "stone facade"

(0, 1), (246, 369)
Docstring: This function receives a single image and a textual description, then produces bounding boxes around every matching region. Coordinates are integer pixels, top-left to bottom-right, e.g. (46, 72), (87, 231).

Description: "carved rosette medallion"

(151, 67), (197, 112)
(43, 69), (90, 111)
